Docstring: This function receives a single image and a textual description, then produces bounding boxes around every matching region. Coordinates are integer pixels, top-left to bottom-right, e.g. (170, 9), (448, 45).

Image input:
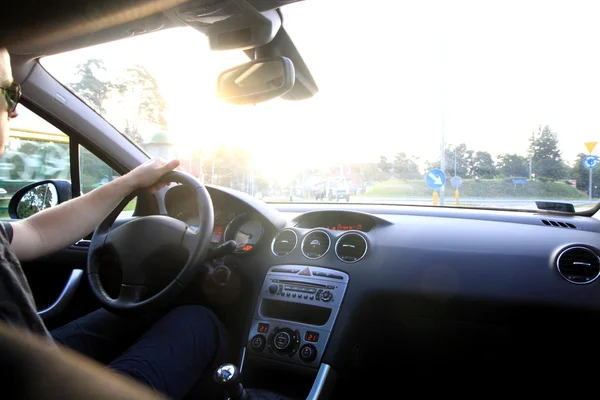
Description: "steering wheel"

(87, 171), (214, 314)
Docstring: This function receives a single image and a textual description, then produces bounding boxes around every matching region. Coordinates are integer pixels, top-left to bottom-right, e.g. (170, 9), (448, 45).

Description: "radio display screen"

(326, 223), (363, 231)
(295, 211), (374, 232)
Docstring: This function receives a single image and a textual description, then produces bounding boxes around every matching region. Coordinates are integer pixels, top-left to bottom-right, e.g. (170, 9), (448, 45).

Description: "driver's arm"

(8, 158), (180, 262)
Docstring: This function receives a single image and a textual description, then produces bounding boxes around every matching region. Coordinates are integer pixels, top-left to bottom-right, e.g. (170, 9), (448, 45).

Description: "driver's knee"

(110, 305), (228, 398)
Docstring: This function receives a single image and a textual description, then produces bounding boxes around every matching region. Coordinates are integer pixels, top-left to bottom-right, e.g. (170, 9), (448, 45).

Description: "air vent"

(557, 246), (600, 284)
(541, 219), (577, 229)
(271, 229), (298, 257)
(335, 232), (368, 263)
(301, 230), (331, 259)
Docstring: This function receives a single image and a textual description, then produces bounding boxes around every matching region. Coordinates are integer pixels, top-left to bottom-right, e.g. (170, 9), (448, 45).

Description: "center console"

(246, 265), (349, 369)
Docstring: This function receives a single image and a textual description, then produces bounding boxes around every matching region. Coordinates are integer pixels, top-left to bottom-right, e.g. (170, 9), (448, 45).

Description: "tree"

(363, 162), (388, 183)
(378, 156), (391, 175)
(114, 65), (168, 146)
(428, 143), (474, 178)
(253, 177), (271, 194)
(497, 153), (529, 178)
(205, 146), (253, 190)
(571, 153), (600, 196)
(392, 152), (420, 179)
(123, 120), (145, 147)
(68, 59), (112, 113)
(469, 151), (496, 179)
(17, 184), (54, 218)
(529, 125), (565, 181)
(68, 60), (168, 148)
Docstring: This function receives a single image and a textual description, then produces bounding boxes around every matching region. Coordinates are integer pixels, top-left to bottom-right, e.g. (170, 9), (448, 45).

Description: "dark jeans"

(51, 305), (227, 400)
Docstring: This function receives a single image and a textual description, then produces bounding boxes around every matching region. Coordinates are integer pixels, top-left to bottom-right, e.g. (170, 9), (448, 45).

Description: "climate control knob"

(268, 284), (279, 294)
(274, 331), (291, 350)
(269, 328), (298, 355)
(299, 344), (317, 362)
(320, 290), (333, 302)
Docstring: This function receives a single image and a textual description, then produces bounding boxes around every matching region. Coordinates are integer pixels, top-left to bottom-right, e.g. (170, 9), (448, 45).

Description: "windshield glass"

(41, 0), (600, 211)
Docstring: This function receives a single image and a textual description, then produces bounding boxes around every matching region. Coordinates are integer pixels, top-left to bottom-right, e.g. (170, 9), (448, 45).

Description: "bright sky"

(40, 0), (600, 181)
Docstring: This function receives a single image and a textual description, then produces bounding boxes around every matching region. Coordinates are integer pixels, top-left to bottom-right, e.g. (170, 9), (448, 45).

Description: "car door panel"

(3, 217), (135, 329)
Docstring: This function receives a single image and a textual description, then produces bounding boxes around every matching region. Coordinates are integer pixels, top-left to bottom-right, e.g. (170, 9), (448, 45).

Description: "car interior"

(3, 0), (600, 398)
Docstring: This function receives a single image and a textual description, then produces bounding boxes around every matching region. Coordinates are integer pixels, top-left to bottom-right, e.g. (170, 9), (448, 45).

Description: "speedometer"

(224, 213), (264, 253)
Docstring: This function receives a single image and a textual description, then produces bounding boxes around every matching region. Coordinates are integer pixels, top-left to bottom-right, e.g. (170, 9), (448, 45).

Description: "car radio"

(246, 265), (349, 368)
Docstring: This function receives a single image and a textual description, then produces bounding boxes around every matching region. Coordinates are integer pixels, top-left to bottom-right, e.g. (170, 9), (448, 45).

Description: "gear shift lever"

(214, 363), (247, 400)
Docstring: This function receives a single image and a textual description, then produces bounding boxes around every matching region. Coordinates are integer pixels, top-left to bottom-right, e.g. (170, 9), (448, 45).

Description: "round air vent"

(271, 229), (298, 257)
(557, 246), (600, 284)
(335, 232), (368, 263)
(301, 230), (331, 259)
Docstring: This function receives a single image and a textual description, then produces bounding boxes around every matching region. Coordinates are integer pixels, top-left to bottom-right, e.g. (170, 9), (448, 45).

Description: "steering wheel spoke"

(118, 284), (148, 303)
(182, 227), (199, 254)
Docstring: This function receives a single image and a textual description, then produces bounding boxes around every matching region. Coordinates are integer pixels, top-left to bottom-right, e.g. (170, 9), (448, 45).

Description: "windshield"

(41, 0), (600, 211)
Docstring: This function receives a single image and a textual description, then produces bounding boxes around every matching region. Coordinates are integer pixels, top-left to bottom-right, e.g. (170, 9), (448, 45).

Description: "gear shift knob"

(214, 364), (247, 400)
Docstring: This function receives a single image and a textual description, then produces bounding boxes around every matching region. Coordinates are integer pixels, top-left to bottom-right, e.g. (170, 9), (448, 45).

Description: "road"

(266, 196), (596, 210)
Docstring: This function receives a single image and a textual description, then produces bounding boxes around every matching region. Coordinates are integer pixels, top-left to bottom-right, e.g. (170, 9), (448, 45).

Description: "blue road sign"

(512, 179), (527, 184)
(426, 168), (446, 189)
(583, 155), (599, 169)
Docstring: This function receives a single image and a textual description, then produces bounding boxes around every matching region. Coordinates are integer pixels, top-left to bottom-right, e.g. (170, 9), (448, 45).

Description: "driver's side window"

(80, 146), (119, 194)
(1, 105), (70, 218)
(3, 105), (134, 219)
(79, 147), (135, 216)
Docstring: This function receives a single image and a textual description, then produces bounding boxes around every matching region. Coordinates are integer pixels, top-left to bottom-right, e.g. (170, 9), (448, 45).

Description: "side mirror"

(217, 56), (295, 105)
(8, 180), (72, 219)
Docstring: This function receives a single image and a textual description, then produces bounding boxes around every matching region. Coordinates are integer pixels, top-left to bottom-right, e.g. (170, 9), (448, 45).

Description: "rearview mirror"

(217, 56), (295, 105)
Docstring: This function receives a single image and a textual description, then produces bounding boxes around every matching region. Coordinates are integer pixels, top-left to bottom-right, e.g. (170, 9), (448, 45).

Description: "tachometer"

(224, 213), (264, 253)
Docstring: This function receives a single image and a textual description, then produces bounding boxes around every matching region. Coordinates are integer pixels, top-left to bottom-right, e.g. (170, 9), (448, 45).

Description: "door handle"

(37, 269), (83, 321)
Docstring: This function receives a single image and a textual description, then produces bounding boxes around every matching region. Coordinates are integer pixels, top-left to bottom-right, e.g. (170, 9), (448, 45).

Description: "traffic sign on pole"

(450, 176), (462, 189)
(585, 141), (598, 154)
(583, 155), (599, 169)
(426, 169), (446, 189)
(584, 143), (598, 202)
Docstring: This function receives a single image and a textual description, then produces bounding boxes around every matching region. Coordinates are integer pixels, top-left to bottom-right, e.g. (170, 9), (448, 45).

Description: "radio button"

(321, 290), (333, 302)
(268, 284), (278, 294)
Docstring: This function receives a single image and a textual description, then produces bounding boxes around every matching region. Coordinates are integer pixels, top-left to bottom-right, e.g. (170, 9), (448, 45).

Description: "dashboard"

(162, 183), (600, 392)
(165, 185), (266, 254)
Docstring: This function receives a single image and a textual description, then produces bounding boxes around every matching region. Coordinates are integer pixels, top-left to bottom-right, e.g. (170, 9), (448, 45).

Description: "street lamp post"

(454, 146), (457, 177)
(440, 113), (445, 206)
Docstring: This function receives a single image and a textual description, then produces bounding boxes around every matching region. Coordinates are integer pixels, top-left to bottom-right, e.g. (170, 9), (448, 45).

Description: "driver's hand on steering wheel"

(123, 158), (181, 193)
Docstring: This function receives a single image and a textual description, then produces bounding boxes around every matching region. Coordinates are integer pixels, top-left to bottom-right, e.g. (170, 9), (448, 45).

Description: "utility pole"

(454, 146), (457, 177)
(590, 168), (593, 202)
(440, 111), (445, 206)
(198, 153), (204, 183)
(211, 159), (215, 185)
